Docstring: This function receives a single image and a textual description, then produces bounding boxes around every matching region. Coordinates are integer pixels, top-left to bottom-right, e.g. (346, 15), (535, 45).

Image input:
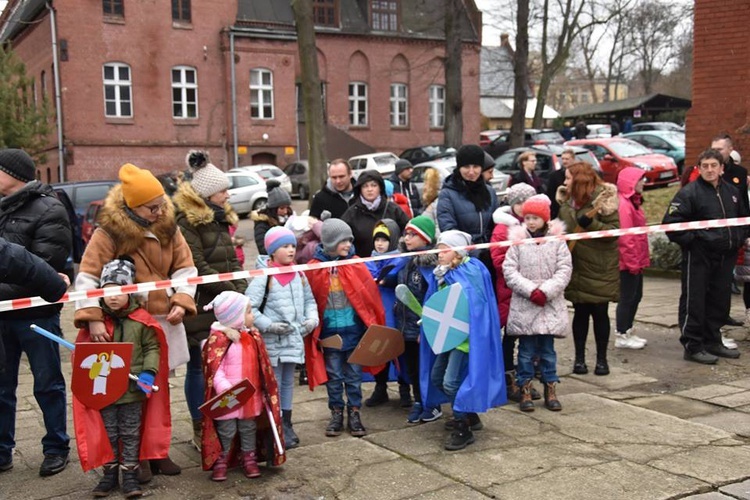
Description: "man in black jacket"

(711, 134), (749, 213)
(0, 149), (73, 477)
(663, 148), (748, 365)
(309, 159), (356, 219)
(389, 159), (422, 216)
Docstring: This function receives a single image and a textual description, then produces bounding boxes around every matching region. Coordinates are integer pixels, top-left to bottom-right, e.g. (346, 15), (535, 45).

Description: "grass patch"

(643, 183), (680, 224)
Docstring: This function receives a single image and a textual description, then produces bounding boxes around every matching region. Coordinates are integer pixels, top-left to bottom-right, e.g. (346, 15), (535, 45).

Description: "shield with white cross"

(421, 283), (470, 355)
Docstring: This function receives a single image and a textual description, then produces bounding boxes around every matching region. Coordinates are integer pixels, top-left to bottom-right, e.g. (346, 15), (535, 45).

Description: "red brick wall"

(688, 0), (750, 165)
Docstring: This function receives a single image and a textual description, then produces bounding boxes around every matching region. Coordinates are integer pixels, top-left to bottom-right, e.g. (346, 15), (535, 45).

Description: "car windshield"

(373, 155), (396, 166)
(608, 140), (653, 158)
(536, 131), (564, 142)
(661, 132), (685, 146)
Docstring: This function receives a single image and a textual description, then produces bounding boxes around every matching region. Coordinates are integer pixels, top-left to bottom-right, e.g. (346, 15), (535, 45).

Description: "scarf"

(208, 201), (227, 224)
(124, 205), (153, 228)
(269, 259), (296, 287)
(455, 175), (491, 211)
(361, 195), (382, 211)
(631, 193), (643, 208)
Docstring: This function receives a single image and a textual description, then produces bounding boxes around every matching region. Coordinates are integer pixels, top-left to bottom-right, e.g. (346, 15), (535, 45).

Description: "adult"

(252, 179), (293, 255)
(0, 149), (73, 477)
(547, 148), (576, 219)
(609, 117), (621, 137)
(574, 120), (588, 140)
(556, 163), (620, 376)
(481, 151), (496, 183)
(309, 159), (355, 220)
(173, 151), (247, 451)
(421, 167), (442, 234)
(510, 151), (544, 194)
(662, 149), (747, 364)
(711, 134), (748, 213)
(389, 159), (422, 216)
(340, 170), (409, 257)
(75, 163), (197, 482)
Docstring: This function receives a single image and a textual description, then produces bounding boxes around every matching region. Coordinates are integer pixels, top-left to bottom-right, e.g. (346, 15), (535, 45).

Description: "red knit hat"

(522, 194), (551, 223)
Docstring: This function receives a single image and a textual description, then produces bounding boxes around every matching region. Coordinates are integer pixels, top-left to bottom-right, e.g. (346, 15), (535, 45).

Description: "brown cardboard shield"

(199, 379), (256, 419)
(72, 342), (133, 410)
(347, 325), (404, 366)
(319, 334), (343, 350)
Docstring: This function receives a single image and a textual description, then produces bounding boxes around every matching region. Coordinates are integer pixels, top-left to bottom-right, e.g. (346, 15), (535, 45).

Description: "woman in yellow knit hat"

(74, 162), (198, 483)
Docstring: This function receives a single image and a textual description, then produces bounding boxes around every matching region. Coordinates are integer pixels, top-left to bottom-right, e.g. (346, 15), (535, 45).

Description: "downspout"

(230, 31), (238, 169)
(47, 2), (64, 182)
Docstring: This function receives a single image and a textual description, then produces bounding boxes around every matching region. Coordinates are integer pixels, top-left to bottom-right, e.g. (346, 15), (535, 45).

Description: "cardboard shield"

(422, 283), (470, 354)
(199, 379), (256, 419)
(347, 325), (404, 366)
(72, 342), (133, 410)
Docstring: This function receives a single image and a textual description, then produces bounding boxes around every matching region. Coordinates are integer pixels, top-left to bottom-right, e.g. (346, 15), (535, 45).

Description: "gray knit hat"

(101, 256), (136, 287)
(0, 149), (35, 182)
(266, 179), (292, 209)
(436, 230), (472, 257)
(186, 150), (230, 198)
(507, 183), (537, 207)
(321, 217), (354, 254)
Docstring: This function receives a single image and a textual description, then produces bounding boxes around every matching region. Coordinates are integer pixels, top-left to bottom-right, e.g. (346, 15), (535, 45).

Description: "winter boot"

(505, 371), (521, 402)
(241, 450), (261, 478)
(92, 462), (119, 497)
(149, 456), (181, 475)
(120, 464), (143, 498)
(444, 418), (475, 451)
(444, 412), (483, 431)
(210, 452), (228, 482)
(573, 358), (588, 375)
(544, 382), (562, 411)
(594, 358), (610, 376)
(347, 407), (367, 437)
(282, 410), (299, 449)
(398, 382), (413, 408)
(191, 419), (202, 452)
(136, 460), (151, 484)
(519, 381), (535, 412)
(298, 364), (308, 386)
(365, 383), (389, 407)
(325, 408), (344, 437)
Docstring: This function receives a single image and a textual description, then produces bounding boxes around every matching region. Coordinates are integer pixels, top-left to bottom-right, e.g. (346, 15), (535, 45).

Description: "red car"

(565, 138), (679, 187)
(81, 200), (104, 246)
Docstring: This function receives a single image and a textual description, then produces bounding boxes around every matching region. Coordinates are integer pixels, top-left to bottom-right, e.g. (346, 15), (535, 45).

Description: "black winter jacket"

(0, 181), (72, 319)
(388, 173), (423, 216)
(309, 181), (355, 220)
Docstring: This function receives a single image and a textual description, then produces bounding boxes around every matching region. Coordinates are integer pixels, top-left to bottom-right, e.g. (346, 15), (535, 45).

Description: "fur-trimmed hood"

(250, 210), (278, 226)
(493, 205), (522, 226)
(97, 184), (179, 255)
(210, 322), (243, 342)
(508, 219), (566, 242)
(591, 183), (619, 216)
(172, 181), (238, 227)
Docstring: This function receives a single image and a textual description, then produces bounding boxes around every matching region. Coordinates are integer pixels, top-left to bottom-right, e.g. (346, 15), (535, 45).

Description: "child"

(246, 227), (318, 450)
(201, 291), (285, 481)
(304, 217), (385, 437)
(364, 219), (411, 408)
(395, 215), (443, 424)
(423, 230), (506, 451)
(503, 195), (572, 412)
(73, 256), (169, 498)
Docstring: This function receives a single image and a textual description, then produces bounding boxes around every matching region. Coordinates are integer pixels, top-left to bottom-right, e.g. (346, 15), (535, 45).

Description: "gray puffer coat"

(503, 220), (572, 337)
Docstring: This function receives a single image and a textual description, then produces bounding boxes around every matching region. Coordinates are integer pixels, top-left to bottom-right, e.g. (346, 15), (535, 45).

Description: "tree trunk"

(533, 74), (552, 128)
(510, 0), (530, 148)
(291, 0), (326, 207)
(443, 0), (463, 148)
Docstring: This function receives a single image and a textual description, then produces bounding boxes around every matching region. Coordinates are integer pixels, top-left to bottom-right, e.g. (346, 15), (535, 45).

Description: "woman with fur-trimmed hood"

(174, 150), (248, 452)
(556, 162), (620, 378)
(74, 162), (198, 480)
(251, 179), (293, 255)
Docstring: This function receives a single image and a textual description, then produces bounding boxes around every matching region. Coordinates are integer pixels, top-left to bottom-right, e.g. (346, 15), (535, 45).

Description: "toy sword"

(395, 284), (423, 321)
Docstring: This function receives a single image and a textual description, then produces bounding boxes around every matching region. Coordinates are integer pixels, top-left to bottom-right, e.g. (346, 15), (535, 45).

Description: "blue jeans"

(273, 362), (296, 411)
(184, 345), (205, 420)
(323, 349), (362, 409)
(0, 315), (70, 461)
(430, 349), (469, 419)
(517, 335), (559, 385)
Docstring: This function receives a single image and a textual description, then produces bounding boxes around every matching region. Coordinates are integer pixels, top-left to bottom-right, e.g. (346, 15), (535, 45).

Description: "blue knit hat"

(264, 226), (297, 256)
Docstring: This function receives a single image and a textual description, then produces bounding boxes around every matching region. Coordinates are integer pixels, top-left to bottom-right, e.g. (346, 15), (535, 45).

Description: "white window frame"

(349, 82), (368, 126)
(429, 84), (445, 128)
(390, 83), (408, 127)
(103, 62), (132, 118)
(171, 66), (198, 119)
(250, 68), (274, 120)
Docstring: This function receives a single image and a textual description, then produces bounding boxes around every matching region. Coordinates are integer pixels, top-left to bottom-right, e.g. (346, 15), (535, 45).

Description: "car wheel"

(252, 199), (267, 211)
(298, 186), (308, 200)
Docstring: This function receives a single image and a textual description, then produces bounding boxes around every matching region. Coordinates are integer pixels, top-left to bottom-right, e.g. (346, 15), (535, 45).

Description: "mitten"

(555, 185), (569, 204)
(577, 214), (593, 228)
(301, 319), (317, 334)
(266, 322), (293, 335)
(136, 371), (155, 396)
(529, 289), (547, 307)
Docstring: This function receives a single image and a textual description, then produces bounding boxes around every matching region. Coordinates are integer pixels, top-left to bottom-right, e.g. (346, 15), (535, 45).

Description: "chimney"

(500, 33), (509, 46)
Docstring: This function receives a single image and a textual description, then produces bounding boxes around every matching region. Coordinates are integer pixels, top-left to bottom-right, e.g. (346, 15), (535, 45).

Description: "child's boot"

(325, 407), (344, 437)
(210, 452), (228, 482)
(241, 451), (261, 478)
(120, 464), (143, 498)
(505, 371), (521, 402)
(347, 407), (367, 437)
(92, 462), (119, 497)
(594, 357), (610, 376)
(444, 417), (475, 451)
(365, 383), (389, 407)
(149, 456), (181, 475)
(519, 381), (535, 412)
(444, 412), (483, 431)
(398, 382), (413, 408)
(544, 382), (562, 411)
(191, 418), (202, 452)
(282, 410), (299, 449)
(136, 460), (151, 484)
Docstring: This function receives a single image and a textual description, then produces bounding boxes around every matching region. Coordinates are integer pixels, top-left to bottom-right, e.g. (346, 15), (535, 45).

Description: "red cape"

(201, 327), (285, 470)
(304, 258), (387, 390)
(73, 308), (171, 472)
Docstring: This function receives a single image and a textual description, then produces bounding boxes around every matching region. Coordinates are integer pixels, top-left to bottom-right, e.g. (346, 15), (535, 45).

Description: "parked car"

(483, 128), (565, 158)
(348, 152), (400, 179)
(565, 138), (679, 187)
(622, 130), (686, 173)
(410, 157), (457, 192)
(52, 180), (117, 221)
(232, 164), (292, 195)
(226, 171), (268, 217)
(50, 188), (81, 279)
(631, 121), (684, 132)
(282, 160), (310, 200)
(480, 129), (506, 147)
(81, 199), (104, 246)
(586, 124), (612, 138)
(400, 145), (456, 164)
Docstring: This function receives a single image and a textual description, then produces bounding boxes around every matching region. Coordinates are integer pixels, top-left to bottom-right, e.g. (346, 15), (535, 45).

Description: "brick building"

(687, 0), (750, 164)
(0, 0), (483, 182)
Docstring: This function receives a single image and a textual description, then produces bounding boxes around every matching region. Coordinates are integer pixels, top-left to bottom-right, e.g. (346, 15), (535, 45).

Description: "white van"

(348, 152), (399, 179)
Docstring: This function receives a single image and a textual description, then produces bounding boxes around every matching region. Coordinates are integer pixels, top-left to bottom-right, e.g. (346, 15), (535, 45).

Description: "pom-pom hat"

(186, 150), (230, 199)
(204, 291), (249, 330)
(265, 226), (297, 256)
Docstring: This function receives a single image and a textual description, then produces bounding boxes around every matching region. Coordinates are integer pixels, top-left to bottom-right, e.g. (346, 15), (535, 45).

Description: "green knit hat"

(405, 215), (436, 245)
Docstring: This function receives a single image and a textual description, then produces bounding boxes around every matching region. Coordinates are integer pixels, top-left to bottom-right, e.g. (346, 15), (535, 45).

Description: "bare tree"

(291, 0), (326, 205)
(510, 0), (530, 148)
(443, 0), (464, 148)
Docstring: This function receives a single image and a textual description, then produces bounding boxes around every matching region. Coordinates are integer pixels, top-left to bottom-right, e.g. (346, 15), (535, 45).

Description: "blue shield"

(422, 283), (470, 354)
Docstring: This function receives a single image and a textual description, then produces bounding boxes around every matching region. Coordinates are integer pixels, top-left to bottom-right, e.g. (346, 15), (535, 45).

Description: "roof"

(480, 97), (560, 120)
(480, 44), (525, 98)
(0, 0), (47, 42)
(562, 93), (692, 119)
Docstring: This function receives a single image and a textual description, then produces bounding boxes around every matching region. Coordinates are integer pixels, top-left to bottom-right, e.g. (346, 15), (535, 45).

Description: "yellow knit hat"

(118, 163), (165, 208)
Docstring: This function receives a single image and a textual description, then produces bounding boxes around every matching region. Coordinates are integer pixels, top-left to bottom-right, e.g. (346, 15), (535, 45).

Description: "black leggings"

(572, 302), (610, 362)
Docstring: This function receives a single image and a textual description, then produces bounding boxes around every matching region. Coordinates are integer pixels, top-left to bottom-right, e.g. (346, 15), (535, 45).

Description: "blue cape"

(420, 257), (507, 413)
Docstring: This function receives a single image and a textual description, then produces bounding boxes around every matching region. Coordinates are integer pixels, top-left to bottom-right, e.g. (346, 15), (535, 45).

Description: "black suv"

(484, 129), (565, 158)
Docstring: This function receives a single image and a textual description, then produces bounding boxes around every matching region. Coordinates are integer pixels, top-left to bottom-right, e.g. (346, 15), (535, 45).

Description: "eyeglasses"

(404, 231), (418, 238)
(142, 201), (166, 214)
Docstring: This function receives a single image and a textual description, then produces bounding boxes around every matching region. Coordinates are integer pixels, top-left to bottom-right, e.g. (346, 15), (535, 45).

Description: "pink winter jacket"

(212, 325), (262, 421)
(617, 167), (651, 273)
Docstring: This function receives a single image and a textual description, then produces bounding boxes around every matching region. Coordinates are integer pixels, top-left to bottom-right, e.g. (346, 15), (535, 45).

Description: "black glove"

(577, 215), (593, 228)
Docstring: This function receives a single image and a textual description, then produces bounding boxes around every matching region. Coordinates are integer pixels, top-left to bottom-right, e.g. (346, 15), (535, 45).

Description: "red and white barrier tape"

(2, 216), (748, 313)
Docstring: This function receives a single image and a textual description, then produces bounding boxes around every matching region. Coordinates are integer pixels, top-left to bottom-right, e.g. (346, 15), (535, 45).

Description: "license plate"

(659, 171), (673, 179)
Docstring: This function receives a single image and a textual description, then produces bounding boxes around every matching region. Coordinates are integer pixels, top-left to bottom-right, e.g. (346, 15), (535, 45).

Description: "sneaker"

(419, 406), (443, 422)
(614, 333), (646, 350)
(684, 350), (719, 364)
(627, 328), (648, 346)
(722, 335), (738, 349)
(39, 454), (68, 477)
(406, 402), (423, 424)
(0, 457), (12, 473)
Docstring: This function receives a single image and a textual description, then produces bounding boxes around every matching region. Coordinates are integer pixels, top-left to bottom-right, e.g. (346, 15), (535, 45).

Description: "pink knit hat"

(204, 291), (249, 329)
(522, 194), (551, 223)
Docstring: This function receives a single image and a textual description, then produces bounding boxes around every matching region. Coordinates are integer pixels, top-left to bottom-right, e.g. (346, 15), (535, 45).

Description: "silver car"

(232, 164), (293, 196)
(226, 171), (268, 217)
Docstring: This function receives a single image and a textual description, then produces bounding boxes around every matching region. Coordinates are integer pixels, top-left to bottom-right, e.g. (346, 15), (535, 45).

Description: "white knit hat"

(436, 230), (472, 257)
(186, 150), (230, 198)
